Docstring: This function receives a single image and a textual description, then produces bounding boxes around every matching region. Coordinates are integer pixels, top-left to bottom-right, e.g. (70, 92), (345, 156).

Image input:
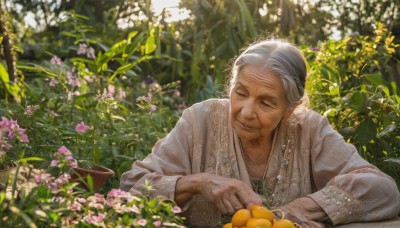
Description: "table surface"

(335, 217), (400, 228)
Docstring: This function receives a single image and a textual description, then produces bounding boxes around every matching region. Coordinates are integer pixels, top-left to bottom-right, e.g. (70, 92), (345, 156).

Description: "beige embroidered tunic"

(120, 99), (400, 227)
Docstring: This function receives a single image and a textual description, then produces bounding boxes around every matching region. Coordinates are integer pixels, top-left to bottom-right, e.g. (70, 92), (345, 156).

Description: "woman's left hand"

(279, 197), (329, 228)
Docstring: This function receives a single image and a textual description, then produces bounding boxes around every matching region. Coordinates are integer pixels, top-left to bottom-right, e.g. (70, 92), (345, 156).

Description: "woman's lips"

(238, 121), (255, 131)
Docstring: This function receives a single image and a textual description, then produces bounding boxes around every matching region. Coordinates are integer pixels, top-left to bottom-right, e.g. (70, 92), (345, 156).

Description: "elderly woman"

(120, 39), (400, 227)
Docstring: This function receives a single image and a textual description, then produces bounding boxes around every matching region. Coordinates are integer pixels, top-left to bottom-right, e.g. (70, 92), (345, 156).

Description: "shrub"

(305, 23), (400, 185)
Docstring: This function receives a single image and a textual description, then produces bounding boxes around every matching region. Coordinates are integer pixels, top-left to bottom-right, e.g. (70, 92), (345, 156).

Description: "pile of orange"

(223, 205), (296, 228)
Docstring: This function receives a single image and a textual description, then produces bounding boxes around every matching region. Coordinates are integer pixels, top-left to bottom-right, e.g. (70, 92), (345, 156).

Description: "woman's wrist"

(279, 197), (329, 223)
(174, 173), (207, 205)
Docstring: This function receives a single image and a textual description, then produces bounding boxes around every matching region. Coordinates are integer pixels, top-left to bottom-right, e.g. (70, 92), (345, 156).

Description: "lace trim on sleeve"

(308, 185), (363, 225)
(206, 100), (232, 177)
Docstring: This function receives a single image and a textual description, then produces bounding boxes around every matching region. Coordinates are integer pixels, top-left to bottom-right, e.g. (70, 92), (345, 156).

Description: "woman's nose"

(241, 100), (256, 119)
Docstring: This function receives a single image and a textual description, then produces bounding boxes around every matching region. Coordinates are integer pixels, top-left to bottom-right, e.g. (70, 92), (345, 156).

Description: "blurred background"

(1, 0), (399, 189)
(3, 0), (399, 101)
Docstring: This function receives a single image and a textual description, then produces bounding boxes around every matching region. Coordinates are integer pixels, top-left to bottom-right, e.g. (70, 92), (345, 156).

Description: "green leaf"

(93, 147), (101, 163)
(0, 192), (5, 205)
(348, 92), (366, 112)
(109, 55), (154, 81)
(127, 31), (138, 43)
(145, 34), (156, 54)
(19, 157), (46, 163)
(111, 115), (126, 121)
(17, 64), (58, 77)
(0, 62), (10, 84)
(364, 73), (387, 87)
(355, 117), (377, 144)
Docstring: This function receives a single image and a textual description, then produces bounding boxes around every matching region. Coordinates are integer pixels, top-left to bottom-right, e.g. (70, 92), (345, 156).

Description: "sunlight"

(152, 0), (190, 22)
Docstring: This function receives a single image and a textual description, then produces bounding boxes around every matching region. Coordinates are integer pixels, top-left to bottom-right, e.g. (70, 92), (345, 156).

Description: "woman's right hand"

(176, 173), (264, 215)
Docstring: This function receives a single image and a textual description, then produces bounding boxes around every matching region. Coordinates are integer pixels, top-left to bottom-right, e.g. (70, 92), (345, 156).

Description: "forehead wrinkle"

(237, 66), (283, 99)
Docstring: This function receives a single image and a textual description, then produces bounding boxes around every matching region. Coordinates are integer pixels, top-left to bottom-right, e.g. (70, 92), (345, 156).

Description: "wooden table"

(336, 217), (400, 227)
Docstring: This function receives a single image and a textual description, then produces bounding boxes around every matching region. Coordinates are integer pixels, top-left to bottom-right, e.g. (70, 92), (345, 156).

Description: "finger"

(215, 198), (228, 215)
(230, 191), (245, 211)
(236, 189), (263, 208)
(222, 196), (235, 215)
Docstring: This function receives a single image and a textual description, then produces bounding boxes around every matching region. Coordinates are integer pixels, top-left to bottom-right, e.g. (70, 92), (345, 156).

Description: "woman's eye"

(236, 90), (245, 96)
(260, 101), (271, 107)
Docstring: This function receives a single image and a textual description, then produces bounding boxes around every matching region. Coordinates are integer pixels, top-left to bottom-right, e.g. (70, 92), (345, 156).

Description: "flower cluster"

(51, 55), (62, 65)
(0, 117), (29, 167)
(24, 105), (40, 116)
(63, 188), (185, 227)
(77, 43), (96, 59)
(75, 121), (91, 134)
(35, 172), (72, 192)
(50, 146), (78, 173)
(95, 84), (126, 103)
(136, 92), (158, 112)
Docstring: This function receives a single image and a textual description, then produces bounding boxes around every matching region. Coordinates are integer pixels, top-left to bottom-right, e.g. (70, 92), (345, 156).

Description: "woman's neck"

(241, 137), (272, 164)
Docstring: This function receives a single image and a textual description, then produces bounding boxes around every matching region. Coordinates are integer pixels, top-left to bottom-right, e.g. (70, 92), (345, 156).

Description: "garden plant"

(0, 0), (399, 227)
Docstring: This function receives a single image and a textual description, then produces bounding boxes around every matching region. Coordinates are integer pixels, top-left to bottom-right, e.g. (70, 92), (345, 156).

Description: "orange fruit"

(246, 218), (272, 228)
(223, 223), (233, 228)
(231, 208), (251, 228)
(271, 219), (296, 228)
(250, 205), (274, 222)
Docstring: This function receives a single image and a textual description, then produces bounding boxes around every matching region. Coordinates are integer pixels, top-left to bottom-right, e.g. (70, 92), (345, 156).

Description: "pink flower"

(50, 160), (59, 167)
(83, 213), (106, 225)
(71, 202), (81, 211)
(49, 77), (59, 87)
(0, 117), (10, 129)
(173, 90), (181, 97)
(35, 175), (42, 183)
(66, 71), (73, 79)
(107, 189), (126, 198)
(24, 105), (39, 116)
(7, 131), (16, 139)
(116, 88), (126, 100)
(76, 197), (87, 203)
(75, 121), (90, 133)
(150, 105), (157, 112)
(136, 93), (152, 103)
(171, 205), (182, 213)
(70, 78), (81, 87)
(50, 55), (62, 65)
(86, 47), (96, 59)
(69, 161), (78, 168)
(137, 219), (147, 226)
(88, 202), (104, 210)
(153, 221), (162, 227)
(136, 96), (146, 102)
(21, 134), (29, 143)
(24, 109), (33, 116)
(108, 84), (115, 95)
(77, 43), (87, 55)
(58, 146), (71, 155)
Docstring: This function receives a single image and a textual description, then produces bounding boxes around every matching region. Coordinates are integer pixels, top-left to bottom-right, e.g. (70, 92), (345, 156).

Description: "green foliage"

(0, 12), (186, 227)
(0, 2), (399, 224)
(1, 13), (184, 190)
(0, 164), (185, 227)
(305, 24), (400, 184)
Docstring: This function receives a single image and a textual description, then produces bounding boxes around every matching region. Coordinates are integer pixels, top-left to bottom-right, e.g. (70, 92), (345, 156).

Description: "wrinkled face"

(230, 65), (290, 142)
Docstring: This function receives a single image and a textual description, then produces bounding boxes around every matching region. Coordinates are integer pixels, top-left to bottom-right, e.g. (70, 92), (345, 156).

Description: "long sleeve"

(120, 107), (194, 201)
(307, 115), (400, 225)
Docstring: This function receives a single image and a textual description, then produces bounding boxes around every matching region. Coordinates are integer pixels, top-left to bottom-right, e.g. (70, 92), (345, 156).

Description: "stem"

(0, 1), (17, 82)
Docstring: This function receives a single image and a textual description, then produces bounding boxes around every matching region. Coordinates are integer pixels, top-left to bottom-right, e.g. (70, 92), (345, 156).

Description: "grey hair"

(228, 39), (307, 107)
